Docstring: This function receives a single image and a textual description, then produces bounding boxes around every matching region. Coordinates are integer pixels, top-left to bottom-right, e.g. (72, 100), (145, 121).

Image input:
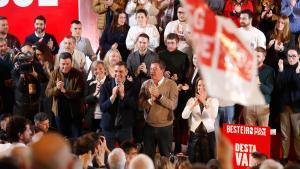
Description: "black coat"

(99, 79), (137, 131)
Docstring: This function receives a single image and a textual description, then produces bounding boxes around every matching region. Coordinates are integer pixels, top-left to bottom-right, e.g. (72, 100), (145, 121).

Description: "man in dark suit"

(100, 61), (137, 150)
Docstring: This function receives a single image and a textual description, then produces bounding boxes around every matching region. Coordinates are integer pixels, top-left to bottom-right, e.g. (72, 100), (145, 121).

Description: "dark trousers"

(55, 116), (81, 138)
(143, 124), (173, 159)
(187, 131), (216, 163)
(14, 101), (38, 122)
(103, 127), (133, 151)
(290, 32), (300, 47)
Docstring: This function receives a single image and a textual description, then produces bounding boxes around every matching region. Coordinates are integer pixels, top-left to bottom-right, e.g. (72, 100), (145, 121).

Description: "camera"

(15, 52), (34, 74)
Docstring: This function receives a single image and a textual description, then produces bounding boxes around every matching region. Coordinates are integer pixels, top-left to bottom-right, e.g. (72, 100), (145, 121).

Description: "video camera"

(15, 52), (34, 74)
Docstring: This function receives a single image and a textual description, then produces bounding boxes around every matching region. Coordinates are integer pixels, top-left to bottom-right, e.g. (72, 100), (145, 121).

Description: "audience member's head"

(129, 154), (154, 169)
(176, 160), (192, 169)
(256, 47), (267, 67)
(59, 52), (73, 74)
(287, 46), (300, 66)
(21, 43), (34, 56)
(34, 15), (46, 34)
(166, 33), (179, 52)
(10, 146), (31, 169)
(70, 20), (82, 38)
(120, 140), (138, 165)
(31, 133), (72, 169)
(91, 60), (106, 79)
(63, 35), (76, 53)
(206, 159), (220, 169)
(0, 37), (8, 55)
(177, 5), (186, 22)
(239, 9), (253, 28)
(0, 113), (11, 130)
(108, 148), (126, 169)
(34, 42), (52, 62)
(103, 48), (122, 77)
(136, 9), (148, 26)
(0, 16), (8, 35)
(150, 59), (166, 82)
(6, 116), (32, 144)
(250, 151), (267, 168)
(110, 9), (127, 32)
(34, 112), (50, 133)
(260, 159), (284, 169)
(155, 156), (174, 169)
(136, 33), (150, 53)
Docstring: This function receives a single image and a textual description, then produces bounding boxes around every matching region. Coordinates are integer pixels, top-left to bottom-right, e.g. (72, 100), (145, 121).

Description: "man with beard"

(164, 5), (193, 57)
(243, 47), (274, 127)
(0, 16), (21, 49)
(25, 15), (59, 55)
(0, 116), (32, 157)
(46, 52), (85, 138)
(238, 9), (266, 50)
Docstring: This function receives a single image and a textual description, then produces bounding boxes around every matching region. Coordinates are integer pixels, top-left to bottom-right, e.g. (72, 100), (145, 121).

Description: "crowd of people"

(0, 0), (300, 168)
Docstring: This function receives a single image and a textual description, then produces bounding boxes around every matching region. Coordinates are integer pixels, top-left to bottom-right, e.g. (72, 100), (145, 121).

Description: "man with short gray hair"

(108, 148), (126, 169)
(128, 154), (154, 169)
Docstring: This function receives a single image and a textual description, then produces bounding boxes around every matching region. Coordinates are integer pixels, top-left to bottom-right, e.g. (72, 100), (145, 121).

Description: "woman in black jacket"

(85, 61), (108, 132)
(100, 9), (130, 61)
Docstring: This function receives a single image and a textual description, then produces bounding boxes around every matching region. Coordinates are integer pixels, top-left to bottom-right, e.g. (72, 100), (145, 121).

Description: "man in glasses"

(277, 46), (300, 165)
(164, 5), (192, 57)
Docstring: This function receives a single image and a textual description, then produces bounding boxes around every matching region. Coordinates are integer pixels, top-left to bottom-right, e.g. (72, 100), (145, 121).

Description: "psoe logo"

(0, 0), (58, 7)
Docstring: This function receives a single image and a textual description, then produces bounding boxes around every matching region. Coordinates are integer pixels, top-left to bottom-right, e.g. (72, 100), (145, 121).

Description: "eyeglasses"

(288, 54), (298, 58)
(177, 11), (185, 14)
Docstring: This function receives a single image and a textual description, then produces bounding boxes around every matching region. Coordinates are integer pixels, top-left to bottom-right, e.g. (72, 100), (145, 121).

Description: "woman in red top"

(223, 0), (254, 26)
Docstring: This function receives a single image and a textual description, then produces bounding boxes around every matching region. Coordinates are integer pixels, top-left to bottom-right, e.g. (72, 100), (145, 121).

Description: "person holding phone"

(182, 78), (219, 163)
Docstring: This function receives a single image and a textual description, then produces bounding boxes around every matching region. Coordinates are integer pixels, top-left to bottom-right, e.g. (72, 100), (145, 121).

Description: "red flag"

(182, 0), (265, 105)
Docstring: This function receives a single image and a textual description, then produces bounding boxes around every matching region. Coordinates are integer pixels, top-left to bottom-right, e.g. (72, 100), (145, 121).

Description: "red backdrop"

(1, 0), (79, 44)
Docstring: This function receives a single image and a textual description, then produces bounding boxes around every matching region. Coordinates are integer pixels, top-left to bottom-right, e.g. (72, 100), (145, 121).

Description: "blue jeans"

(215, 106), (235, 128)
(103, 127), (133, 151)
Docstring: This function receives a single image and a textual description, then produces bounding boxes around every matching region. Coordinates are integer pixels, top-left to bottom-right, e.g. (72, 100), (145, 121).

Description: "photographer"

(12, 51), (48, 122)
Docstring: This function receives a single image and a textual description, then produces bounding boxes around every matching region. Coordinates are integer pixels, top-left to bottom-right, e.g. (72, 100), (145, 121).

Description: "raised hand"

(278, 59), (284, 72)
(296, 61), (300, 74)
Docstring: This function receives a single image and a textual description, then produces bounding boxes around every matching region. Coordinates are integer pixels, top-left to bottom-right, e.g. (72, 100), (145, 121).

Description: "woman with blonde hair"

(265, 15), (291, 72)
(182, 78), (219, 163)
(103, 48), (122, 78)
(85, 61), (108, 131)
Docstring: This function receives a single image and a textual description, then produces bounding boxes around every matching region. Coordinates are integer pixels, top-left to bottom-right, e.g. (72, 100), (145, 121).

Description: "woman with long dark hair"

(182, 78), (219, 163)
(100, 9), (130, 61)
(265, 15), (290, 72)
